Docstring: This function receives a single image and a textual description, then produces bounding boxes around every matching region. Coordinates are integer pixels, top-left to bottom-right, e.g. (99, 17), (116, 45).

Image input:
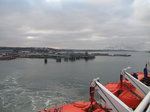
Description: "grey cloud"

(130, 0), (150, 25)
(0, 0), (150, 50)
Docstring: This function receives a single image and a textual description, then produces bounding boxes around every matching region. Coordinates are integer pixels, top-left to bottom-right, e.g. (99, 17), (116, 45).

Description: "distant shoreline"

(0, 46), (138, 52)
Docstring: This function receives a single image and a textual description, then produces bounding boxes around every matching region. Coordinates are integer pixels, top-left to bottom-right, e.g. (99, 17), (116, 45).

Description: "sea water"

(0, 51), (149, 112)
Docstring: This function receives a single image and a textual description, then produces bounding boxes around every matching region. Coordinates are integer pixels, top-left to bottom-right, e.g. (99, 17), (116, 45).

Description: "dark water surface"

(0, 52), (149, 112)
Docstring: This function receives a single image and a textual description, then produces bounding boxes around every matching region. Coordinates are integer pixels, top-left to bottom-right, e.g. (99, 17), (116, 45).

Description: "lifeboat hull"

(38, 101), (107, 112)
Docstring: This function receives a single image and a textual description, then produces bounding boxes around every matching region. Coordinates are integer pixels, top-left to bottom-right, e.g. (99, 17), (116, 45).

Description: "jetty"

(93, 53), (131, 57)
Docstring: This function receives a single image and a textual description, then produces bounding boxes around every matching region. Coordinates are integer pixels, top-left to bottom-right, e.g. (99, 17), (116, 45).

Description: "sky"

(0, 0), (150, 50)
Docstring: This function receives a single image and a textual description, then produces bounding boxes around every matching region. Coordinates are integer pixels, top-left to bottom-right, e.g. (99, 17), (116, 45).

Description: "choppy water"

(0, 51), (149, 112)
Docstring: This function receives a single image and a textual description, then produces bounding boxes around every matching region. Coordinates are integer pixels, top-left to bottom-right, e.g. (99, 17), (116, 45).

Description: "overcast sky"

(0, 0), (150, 50)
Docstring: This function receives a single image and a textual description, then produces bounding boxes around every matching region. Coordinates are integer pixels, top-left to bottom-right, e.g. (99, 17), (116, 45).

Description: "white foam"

(29, 96), (37, 111)
(45, 99), (50, 106)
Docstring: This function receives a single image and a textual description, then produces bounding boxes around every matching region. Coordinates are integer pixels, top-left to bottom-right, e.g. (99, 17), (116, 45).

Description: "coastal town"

(0, 47), (132, 62)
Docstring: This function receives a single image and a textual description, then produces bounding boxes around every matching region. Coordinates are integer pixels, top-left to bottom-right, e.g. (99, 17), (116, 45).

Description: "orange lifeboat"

(38, 101), (109, 112)
(38, 72), (150, 112)
(105, 72), (150, 109)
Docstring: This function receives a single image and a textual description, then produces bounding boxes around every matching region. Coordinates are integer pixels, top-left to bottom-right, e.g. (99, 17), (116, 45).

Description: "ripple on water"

(0, 71), (87, 112)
